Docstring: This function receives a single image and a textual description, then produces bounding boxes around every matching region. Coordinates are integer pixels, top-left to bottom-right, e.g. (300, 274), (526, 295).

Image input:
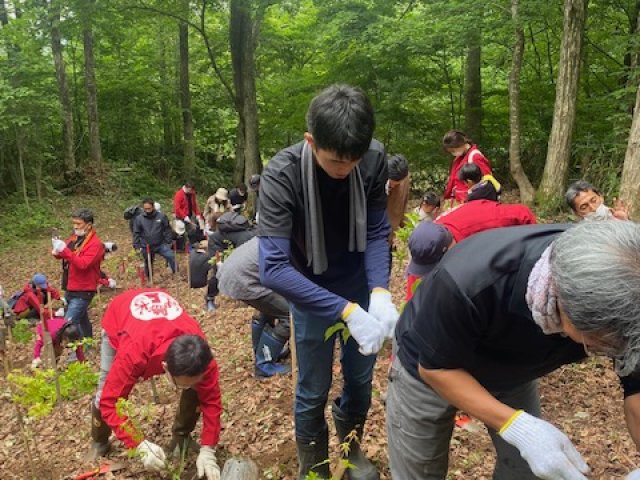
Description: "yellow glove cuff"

(499, 409), (524, 434)
(372, 287), (389, 294)
(341, 302), (357, 321)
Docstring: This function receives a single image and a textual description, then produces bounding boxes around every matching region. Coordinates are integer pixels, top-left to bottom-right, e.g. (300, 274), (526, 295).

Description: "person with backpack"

(51, 208), (105, 341)
(10, 273), (61, 321)
(132, 198), (176, 279)
(442, 130), (492, 205)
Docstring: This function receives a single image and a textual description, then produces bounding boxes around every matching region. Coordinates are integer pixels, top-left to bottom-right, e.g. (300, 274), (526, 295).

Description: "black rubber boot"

(168, 388), (201, 457)
(297, 428), (330, 480)
(331, 401), (379, 480)
(84, 403), (111, 462)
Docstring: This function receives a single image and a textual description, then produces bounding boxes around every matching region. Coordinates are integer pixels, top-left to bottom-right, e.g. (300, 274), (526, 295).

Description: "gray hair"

(551, 221), (640, 376)
(564, 180), (600, 212)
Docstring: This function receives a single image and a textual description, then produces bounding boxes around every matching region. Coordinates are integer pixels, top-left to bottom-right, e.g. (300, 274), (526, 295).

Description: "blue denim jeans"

(65, 293), (94, 339)
(291, 287), (376, 440)
(142, 243), (176, 277)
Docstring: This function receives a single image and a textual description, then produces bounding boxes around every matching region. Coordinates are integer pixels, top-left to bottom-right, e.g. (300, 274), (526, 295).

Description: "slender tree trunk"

(179, 19), (196, 176)
(464, 27), (482, 143)
(49, 0), (75, 172)
(159, 28), (173, 154)
(620, 84), (640, 219)
(509, 0), (535, 205)
(82, 0), (102, 165)
(538, 0), (588, 205)
(230, 0), (261, 185)
(15, 128), (29, 209)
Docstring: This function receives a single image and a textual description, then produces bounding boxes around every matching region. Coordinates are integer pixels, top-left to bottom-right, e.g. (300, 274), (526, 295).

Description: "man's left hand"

(612, 198), (630, 221)
(52, 239), (66, 254)
(196, 446), (221, 480)
(368, 288), (399, 338)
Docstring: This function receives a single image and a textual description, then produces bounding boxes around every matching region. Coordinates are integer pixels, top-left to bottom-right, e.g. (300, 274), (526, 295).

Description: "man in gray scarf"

(258, 85), (397, 480)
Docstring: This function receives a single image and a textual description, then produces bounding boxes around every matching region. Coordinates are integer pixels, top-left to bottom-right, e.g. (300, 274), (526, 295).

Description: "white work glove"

(342, 304), (386, 356)
(52, 239), (66, 254)
(196, 446), (221, 480)
(108, 278), (117, 289)
(184, 216), (192, 224)
(499, 411), (589, 480)
(368, 288), (399, 338)
(31, 358), (42, 369)
(137, 439), (166, 471)
(627, 469), (640, 480)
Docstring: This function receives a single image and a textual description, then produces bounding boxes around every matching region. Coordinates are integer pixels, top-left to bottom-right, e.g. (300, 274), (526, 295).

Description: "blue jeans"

(65, 293), (94, 339)
(292, 287), (376, 440)
(142, 243), (176, 277)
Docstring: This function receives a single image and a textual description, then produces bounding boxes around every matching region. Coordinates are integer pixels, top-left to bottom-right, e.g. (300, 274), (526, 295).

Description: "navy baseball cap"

(407, 223), (453, 276)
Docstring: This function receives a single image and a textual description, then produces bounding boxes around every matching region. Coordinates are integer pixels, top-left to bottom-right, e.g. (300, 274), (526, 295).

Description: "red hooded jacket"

(13, 283), (61, 318)
(174, 187), (202, 220)
(99, 289), (222, 449)
(56, 230), (105, 292)
(443, 145), (492, 202)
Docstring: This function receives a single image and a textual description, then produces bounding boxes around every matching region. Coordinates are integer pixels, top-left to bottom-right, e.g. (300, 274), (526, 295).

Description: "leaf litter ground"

(0, 196), (638, 479)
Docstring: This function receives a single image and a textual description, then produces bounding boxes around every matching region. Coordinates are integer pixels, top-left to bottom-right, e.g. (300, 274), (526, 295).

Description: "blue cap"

(32, 273), (48, 289)
(407, 223), (452, 277)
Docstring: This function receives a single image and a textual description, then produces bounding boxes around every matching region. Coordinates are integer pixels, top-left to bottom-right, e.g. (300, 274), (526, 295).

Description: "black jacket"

(208, 211), (256, 256)
(132, 210), (173, 250)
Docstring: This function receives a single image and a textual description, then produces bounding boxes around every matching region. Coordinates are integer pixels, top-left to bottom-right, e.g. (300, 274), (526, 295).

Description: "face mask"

(450, 149), (465, 157)
(144, 211), (154, 217)
(584, 203), (612, 221)
(74, 228), (86, 237)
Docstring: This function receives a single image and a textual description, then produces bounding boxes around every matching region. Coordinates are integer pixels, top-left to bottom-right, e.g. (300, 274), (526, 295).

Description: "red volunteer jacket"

(174, 187), (202, 219)
(443, 145), (492, 202)
(99, 289), (222, 449)
(435, 199), (537, 243)
(13, 283), (61, 318)
(57, 231), (105, 292)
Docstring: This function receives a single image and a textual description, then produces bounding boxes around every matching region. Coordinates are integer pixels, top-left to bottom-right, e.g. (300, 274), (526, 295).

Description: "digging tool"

(73, 462), (125, 480)
(150, 377), (160, 404)
(146, 244), (154, 285)
(173, 240), (179, 273)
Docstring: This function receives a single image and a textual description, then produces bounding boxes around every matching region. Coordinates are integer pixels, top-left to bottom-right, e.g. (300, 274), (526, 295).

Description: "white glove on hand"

(196, 446), (221, 480)
(342, 304), (386, 356)
(108, 278), (117, 289)
(626, 469), (640, 480)
(499, 411), (589, 480)
(52, 239), (66, 254)
(137, 439), (166, 471)
(31, 358), (42, 369)
(368, 288), (399, 338)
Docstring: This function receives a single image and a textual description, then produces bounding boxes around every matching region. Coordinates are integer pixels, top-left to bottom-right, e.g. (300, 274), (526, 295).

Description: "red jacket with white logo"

(443, 145), (492, 202)
(173, 187), (202, 219)
(56, 231), (105, 292)
(99, 288), (222, 448)
(435, 199), (537, 243)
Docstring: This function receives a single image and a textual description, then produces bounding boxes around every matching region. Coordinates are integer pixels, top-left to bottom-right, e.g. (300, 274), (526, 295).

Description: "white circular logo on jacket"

(130, 292), (183, 321)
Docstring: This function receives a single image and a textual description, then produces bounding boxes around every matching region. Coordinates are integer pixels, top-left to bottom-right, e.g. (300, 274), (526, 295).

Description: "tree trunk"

(82, 0), (102, 165)
(179, 18), (196, 176)
(15, 128), (29, 210)
(230, 0), (261, 185)
(538, 0), (588, 206)
(464, 27), (482, 143)
(159, 28), (173, 154)
(620, 84), (640, 219)
(509, 0), (535, 205)
(49, 0), (75, 173)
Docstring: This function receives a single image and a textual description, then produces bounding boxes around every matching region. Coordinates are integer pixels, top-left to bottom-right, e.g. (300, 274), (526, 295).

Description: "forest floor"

(0, 195), (639, 479)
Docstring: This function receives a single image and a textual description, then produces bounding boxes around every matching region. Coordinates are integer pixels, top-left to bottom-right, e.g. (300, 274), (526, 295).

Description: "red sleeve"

(22, 290), (41, 312)
(99, 346), (146, 449)
(174, 190), (187, 218)
(522, 206), (537, 224)
(470, 149), (492, 176)
(59, 241), (104, 271)
(194, 358), (222, 446)
(48, 288), (61, 300)
(443, 163), (456, 200)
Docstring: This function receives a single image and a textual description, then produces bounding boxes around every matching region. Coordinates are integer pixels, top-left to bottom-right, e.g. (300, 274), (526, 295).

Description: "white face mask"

(584, 203), (613, 221)
(74, 228), (86, 236)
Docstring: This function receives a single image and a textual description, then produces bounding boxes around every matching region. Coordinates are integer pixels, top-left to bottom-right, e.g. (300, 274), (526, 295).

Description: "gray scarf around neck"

(301, 141), (367, 275)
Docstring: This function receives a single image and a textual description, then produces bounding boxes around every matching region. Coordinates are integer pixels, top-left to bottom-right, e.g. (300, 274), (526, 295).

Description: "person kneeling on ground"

(565, 179), (629, 221)
(414, 191), (441, 222)
(86, 288), (222, 480)
(10, 273), (61, 322)
(458, 162), (502, 202)
(31, 308), (83, 368)
(217, 237), (290, 378)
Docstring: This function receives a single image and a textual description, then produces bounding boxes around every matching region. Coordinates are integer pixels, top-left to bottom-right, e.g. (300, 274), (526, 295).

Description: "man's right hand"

(499, 411), (589, 480)
(342, 303), (386, 356)
(137, 440), (166, 471)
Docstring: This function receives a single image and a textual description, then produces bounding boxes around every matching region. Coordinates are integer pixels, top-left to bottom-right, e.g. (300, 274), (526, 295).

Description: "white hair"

(551, 221), (640, 376)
